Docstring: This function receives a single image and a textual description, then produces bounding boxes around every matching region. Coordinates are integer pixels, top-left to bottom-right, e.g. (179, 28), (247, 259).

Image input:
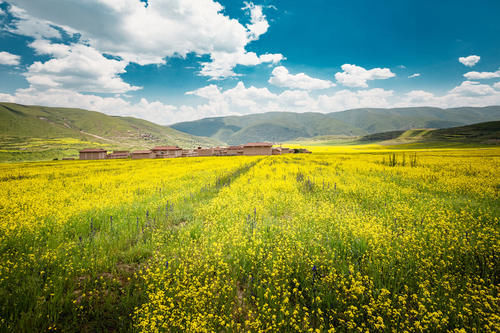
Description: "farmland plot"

(0, 149), (498, 332)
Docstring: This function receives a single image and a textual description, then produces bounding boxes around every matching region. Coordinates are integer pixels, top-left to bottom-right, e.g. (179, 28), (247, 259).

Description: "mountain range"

(171, 106), (500, 144)
(1, 102), (499, 161)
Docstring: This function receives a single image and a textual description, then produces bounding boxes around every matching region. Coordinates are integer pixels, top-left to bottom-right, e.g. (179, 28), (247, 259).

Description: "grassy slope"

(291, 121), (500, 148)
(171, 106), (500, 144)
(171, 112), (364, 145)
(0, 103), (220, 161)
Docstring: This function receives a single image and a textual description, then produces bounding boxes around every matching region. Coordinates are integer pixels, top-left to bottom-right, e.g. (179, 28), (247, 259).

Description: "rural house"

(227, 145), (244, 156)
(131, 150), (154, 159)
(243, 142), (273, 156)
(196, 147), (214, 157)
(152, 146), (183, 158)
(79, 148), (107, 160)
(272, 147), (292, 155)
(107, 151), (130, 159)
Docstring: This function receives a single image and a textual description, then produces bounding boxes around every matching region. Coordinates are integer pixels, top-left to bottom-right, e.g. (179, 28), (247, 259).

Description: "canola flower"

(134, 149), (499, 332)
(0, 148), (498, 331)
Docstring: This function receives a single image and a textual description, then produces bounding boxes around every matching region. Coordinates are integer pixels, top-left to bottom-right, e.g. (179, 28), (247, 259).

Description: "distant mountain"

(0, 102), (219, 161)
(171, 106), (500, 144)
(359, 121), (500, 145)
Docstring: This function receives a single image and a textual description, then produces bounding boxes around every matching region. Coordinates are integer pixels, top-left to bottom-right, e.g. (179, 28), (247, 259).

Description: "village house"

(79, 148), (107, 160)
(272, 147), (292, 155)
(79, 142), (301, 162)
(196, 147), (214, 157)
(213, 147), (229, 156)
(181, 149), (198, 157)
(131, 150), (154, 159)
(107, 151), (130, 159)
(152, 146), (183, 158)
(227, 145), (244, 156)
(243, 142), (273, 156)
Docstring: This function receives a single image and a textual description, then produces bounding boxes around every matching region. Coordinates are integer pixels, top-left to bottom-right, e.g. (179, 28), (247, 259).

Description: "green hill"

(171, 106), (500, 144)
(172, 112), (364, 145)
(351, 121), (499, 148)
(0, 102), (220, 161)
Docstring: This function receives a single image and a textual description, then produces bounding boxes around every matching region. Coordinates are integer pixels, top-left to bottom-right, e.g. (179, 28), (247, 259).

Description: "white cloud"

(404, 90), (435, 103)
(459, 55), (480, 67)
(0, 87), (185, 124)
(335, 64), (395, 88)
(493, 82), (500, 90)
(464, 68), (500, 80)
(318, 88), (394, 111)
(25, 40), (141, 93)
(0, 51), (21, 65)
(268, 66), (335, 90)
(6, 4), (63, 39)
(2, 80), (500, 125)
(408, 73), (420, 79)
(7, 0), (282, 79)
(243, 2), (269, 41)
(199, 50), (283, 79)
(449, 81), (496, 97)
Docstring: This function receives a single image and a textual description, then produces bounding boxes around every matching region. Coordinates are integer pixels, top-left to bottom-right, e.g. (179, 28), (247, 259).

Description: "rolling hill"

(357, 121), (500, 147)
(171, 106), (500, 144)
(0, 102), (220, 161)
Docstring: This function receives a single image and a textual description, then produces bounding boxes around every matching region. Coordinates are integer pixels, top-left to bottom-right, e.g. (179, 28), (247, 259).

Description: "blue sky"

(0, 0), (499, 124)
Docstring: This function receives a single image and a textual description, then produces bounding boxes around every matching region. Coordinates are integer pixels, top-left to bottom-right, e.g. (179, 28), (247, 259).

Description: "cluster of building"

(79, 142), (309, 160)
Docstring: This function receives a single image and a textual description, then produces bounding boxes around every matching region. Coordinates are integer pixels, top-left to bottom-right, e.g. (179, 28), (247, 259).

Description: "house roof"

(243, 142), (273, 147)
(228, 145), (243, 150)
(80, 148), (107, 153)
(152, 146), (181, 151)
(132, 150), (152, 154)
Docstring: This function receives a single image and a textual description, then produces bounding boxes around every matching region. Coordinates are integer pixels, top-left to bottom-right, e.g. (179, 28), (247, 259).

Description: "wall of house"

(197, 149), (213, 156)
(131, 153), (153, 159)
(243, 146), (272, 156)
(79, 152), (106, 160)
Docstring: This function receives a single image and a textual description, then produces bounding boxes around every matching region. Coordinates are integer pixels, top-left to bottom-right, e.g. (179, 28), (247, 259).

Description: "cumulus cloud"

(494, 82), (500, 90)
(243, 2), (269, 41)
(449, 81), (496, 97)
(268, 66), (335, 90)
(335, 64), (395, 88)
(399, 82), (500, 108)
(5, 4), (63, 39)
(464, 68), (500, 80)
(2, 80), (500, 125)
(458, 55), (480, 67)
(6, 0), (282, 79)
(0, 87), (185, 124)
(26, 40), (141, 93)
(408, 73), (420, 79)
(404, 90), (435, 103)
(0, 51), (21, 65)
(318, 88), (394, 110)
(200, 50), (283, 79)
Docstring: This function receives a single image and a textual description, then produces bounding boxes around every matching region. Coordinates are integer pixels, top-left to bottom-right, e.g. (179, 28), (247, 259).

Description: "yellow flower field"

(0, 147), (498, 332)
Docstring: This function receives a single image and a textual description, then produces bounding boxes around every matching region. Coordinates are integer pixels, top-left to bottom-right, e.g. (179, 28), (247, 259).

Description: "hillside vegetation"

(0, 102), (219, 161)
(171, 106), (500, 144)
(287, 121), (499, 148)
(358, 121), (500, 147)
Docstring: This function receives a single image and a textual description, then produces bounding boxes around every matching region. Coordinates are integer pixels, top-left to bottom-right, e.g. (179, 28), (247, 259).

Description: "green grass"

(288, 121), (500, 149)
(0, 102), (221, 161)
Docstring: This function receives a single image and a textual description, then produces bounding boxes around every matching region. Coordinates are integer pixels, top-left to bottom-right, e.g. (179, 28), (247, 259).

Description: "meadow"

(0, 146), (498, 332)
